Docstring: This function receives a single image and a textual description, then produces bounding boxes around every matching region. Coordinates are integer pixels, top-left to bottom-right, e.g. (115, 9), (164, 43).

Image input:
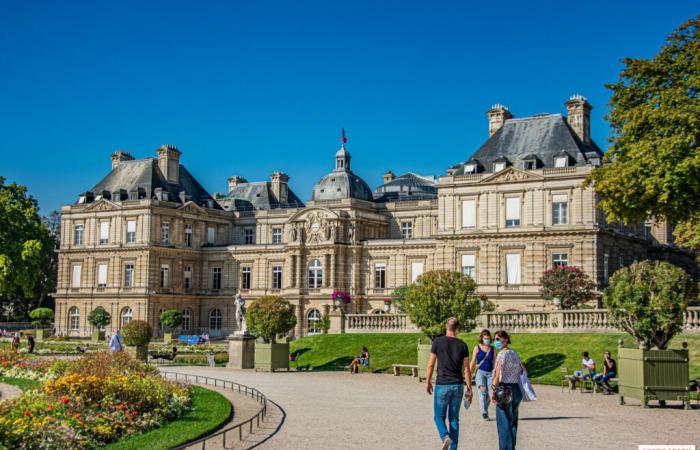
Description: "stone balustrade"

(345, 314), (419, 333)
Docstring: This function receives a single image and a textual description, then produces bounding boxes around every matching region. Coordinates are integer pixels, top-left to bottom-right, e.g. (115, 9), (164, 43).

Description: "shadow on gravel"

(248, 399), (287, 449)
(523, 353), (566, 378)
(520, 416), (589, 421)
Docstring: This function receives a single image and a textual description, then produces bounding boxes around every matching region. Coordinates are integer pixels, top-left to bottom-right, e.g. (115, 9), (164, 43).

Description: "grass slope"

(290, 333), (700, 385)
(0, 375), (42, 391)
(104, 386), (231, 450)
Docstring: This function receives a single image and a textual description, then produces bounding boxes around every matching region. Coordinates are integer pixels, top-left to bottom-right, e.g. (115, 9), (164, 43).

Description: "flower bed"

(0, 350), (191, 449)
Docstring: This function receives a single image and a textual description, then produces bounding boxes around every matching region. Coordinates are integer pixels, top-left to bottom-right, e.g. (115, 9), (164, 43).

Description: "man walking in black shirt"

(426, 317), (473, 450)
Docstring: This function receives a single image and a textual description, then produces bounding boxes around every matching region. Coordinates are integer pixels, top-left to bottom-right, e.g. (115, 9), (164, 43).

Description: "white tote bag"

(519, 372), (537, 401)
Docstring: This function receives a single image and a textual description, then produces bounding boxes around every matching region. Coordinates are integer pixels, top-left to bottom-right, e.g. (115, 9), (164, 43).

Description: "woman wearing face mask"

(491, 330), (525, 450)
(469, 329), (495, 420)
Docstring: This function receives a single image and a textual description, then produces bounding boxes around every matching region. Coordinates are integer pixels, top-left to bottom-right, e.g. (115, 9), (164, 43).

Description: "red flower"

(60, 396), (70, 405)
(23, 410), (31, 417)
(47, 404), (54, 411)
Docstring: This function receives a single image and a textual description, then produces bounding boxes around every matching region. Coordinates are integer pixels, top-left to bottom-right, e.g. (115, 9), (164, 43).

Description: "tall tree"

(0, 177), (57, 319)
(585, 16), (700, 249)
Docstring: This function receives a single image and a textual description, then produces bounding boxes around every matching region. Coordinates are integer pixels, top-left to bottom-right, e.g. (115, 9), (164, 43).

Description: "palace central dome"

(311, 143), (373, 202)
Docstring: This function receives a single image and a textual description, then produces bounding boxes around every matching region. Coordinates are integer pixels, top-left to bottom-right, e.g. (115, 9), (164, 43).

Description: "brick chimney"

(110, 150), (134, 169)
(487, 104), (513, 137)
(157, 145), (181, 184)
(227, 175), (247, 193)
(270, 171), (289, 204)
(565, 94), (592, 144)
(383, 170), (395, 184)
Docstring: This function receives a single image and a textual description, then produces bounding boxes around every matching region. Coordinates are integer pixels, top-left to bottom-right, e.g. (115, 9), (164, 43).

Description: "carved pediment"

(481, 167), (543, 183)
(84, 199), (119, 212)
(288, 206), (339, 223)
(178, 201), (206, 215)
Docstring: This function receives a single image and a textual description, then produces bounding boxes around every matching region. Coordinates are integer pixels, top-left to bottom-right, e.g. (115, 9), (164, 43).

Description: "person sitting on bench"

(568, 351), (596, 389)
(593, 351), (616, 394)
(348, 347), (370, 374)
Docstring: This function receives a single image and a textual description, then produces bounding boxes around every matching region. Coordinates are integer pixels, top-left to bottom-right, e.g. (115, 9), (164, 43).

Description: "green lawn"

(0, 375), (42, 391)
(104, 386), (231, 450)
(290, 332), (700, 385)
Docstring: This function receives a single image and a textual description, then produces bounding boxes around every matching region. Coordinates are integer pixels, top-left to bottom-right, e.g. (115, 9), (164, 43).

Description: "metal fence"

(161, 371), (268, 450)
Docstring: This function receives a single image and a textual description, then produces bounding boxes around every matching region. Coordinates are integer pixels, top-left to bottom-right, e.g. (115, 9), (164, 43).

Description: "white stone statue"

(235, 293), (248, 335)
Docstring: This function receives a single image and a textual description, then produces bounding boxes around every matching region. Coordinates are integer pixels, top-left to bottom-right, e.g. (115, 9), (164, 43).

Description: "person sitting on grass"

(348, 346), (370, 374)
(593, 351), (616, 394)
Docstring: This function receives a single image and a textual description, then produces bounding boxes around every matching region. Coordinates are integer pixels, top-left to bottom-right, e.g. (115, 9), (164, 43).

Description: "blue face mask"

(494, 340), (503, 350)
(483, 338), (491, 346)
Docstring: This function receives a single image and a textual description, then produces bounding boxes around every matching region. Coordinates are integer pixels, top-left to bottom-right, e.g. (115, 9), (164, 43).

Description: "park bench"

(392, 364), (419, 377)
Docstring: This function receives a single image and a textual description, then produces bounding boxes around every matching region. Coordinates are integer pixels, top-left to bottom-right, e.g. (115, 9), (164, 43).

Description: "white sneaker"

(441, 435), (452, 450)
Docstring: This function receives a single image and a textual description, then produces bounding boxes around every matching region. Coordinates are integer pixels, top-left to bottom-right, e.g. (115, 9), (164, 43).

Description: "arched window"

(121, 307), (133, 326)
(307, 309), (321, 335)
(182, 308), (192, 331)
(69, 307), (80, 331)
(209, 308), (222, 330)
(371, 309), (386, 315)
(308, 259), (323, 289)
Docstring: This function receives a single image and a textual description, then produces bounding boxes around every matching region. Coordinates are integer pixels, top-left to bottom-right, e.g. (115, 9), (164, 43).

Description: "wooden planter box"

(35, 329), (49, 341)
(417, 342), (432, 382)
(618, 344), (691, 409)
(255, 341), (290, 372)
(127, 345), (149, 362)
(91, 330), (105, 342)
(163, 332), (173, 344)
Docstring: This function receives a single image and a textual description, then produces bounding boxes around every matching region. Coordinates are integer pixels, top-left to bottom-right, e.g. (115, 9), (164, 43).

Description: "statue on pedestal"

(234, 293), (248, 335)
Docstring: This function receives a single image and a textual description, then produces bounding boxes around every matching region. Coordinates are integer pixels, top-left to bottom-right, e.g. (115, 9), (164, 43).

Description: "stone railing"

(345, 314), (419, 333)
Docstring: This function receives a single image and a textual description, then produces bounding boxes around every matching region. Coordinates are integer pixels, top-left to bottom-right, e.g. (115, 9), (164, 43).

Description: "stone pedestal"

(329, 309), (345, 334)
(227, 334), (255, 369)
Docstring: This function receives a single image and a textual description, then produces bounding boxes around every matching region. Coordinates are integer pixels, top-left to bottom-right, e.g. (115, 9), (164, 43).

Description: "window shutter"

(410, 262), (424, 282)
(127, 220), (136, 233)
(97, 264), (108, 285)
(461, 254), (475, 268)
(506, 253), (521, 284)
(505, 197), (520, 221)
(462, 200), (476, 228)
(207, 227), (215, 244)
(72, 264), (82, 288)
(99, 222), (110, 240)
(375, 263), (386, 270)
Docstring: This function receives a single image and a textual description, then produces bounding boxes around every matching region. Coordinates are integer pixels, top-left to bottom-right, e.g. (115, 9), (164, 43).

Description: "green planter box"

(417, 342), (432, 382)
(163, 332), (172, 344)
(91, 330), (105, 342)
(127, 345), (149, 362)
(618, 345), (691, 409)
(255, 341), (290, 372)
(35, 329), (49, 341)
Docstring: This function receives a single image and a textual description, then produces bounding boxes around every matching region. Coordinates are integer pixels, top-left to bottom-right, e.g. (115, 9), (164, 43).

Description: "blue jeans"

(496, 383), (522, 450)
(433, 383), (463, 450)
(475, 369), (493, 416)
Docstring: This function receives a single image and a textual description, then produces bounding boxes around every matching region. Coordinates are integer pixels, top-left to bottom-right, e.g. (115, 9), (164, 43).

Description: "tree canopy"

(0, 177), (57, 319)
(585, 16), (700, 249)
(246, 296), (297, 343)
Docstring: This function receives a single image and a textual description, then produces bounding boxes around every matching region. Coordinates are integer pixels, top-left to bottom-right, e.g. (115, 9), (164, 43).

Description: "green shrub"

(540, 266), (596, 309)
(173, 353), (228, 365)
(160, 309), (183, 329)
(121, 320), (153, 347)
(391, 285), (408, 313)
(29, 308), (53, 328)
(246, 296), (297, 343)
(88, 307), (112, 329)
(402, 270), (480, 340)
(604, 260), (695, 349)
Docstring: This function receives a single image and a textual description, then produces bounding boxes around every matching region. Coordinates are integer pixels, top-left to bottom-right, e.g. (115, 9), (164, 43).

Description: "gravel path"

(0, 382), (22, 401)
(164, 367), (700, 450)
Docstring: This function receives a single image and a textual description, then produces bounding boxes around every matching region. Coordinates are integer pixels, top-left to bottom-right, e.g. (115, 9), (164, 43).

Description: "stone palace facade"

(54, 96), (697, 338)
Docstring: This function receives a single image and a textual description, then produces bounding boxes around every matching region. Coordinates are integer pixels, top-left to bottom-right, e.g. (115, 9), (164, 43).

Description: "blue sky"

(0, 1), (696, 214)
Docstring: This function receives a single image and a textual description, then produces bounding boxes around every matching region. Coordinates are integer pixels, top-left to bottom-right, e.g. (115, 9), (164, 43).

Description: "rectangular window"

(99, 221), (110, 244)
(97, 263), (108, 288)
(523, 160), (535, 170)
(410, 261), (424, 283)
(505, 197), (521, 227)
(162, 221), (170, 244)
(244, 228), (255, 245)
(212, 267), (222, 289)
(126, 220), (136, 243)
(505, 253), (521, 284)
(160, 264), (170, 288)
(374, 263), (386, 288)
(461, 254), (476, 280)
(401, 222), (413, 239)
(272, 265), (282, 289)
(604, 253), (609, 283)
(272, 227), (282, 244)
(207, 226), (215, 244)
(71, 264), (82, 288)
(185, 224), (193, 247)
(241, 267), (252, 289)
(494, 162), (506, 172)
(554, 156), (568, 168)
(552, 253), (568, 268)
(644, 221), (652, 240)
(184, 265), (192, 289)
(74, 224), (84, 245)
(552, 194), (568, 225)
(124, 263), (134, 288)
(462, 199), (476, 228)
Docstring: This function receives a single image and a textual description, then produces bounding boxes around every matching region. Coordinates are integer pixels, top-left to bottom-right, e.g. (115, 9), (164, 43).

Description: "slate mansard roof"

(373, 172), (437, 202)
(219, 182), (305, 211)
(85, 157), (219, 208)
(450, 113), (604, 175)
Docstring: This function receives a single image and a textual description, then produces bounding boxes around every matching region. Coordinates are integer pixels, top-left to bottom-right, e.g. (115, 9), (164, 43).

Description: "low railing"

(345, 314), (419, 333)
(161, 371), (268, 450)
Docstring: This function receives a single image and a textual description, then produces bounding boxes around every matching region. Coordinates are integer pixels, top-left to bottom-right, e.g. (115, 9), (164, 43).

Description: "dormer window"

(554, 156), (568, 168)
(589, 156), (601, 166)
(494, 162), (506, 172)
(464, 163), (477, 174)
(523, 160), (535, 170)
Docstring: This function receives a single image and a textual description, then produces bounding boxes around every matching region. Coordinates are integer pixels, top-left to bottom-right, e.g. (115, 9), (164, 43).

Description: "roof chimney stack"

(565, 94), (592, 144)
(227, 175), (247, 193)
(270, 171), (290, 204)
(487, 104), (513, 137)
(110, 150), (134, 169)
(157, 145), (181, 184)
(383, 170), (395, 184)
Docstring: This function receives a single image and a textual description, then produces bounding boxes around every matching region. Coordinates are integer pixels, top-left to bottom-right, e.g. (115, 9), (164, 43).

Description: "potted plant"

(87, 307), (111, 342)
(159, 309), (183, 344)
(604, 260), (695, 408)
(540, 266), (596, 309)
(383, 298), (391, 313)
(331, 290), (351, 311)
(402, 270), (480, 380)
(121, 320), (153, 362)
(29, 307), (53, 341)
(246, 296), (297, 372)
(319, 314), (331, 334)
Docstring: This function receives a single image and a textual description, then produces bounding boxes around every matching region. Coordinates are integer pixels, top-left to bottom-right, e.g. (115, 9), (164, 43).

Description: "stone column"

(330, 252), (336, 289)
